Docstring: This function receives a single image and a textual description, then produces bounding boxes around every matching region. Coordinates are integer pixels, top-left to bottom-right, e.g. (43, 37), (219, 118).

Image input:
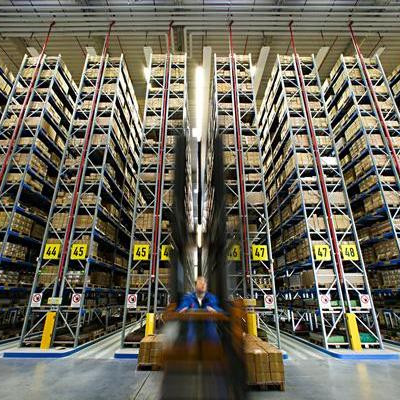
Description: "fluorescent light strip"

(195, 65), (204, 142)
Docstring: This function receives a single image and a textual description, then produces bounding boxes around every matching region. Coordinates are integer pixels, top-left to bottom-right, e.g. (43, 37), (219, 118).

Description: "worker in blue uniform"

(176, 276), (222, 343)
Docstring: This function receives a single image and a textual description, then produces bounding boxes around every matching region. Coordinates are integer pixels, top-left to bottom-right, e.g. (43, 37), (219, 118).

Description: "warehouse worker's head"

(195, 276), (208, 298)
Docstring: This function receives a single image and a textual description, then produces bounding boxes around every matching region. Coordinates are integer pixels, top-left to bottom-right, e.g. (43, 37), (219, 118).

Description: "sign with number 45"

(133, 244), (150, 260)
(71, 243), (88, 260)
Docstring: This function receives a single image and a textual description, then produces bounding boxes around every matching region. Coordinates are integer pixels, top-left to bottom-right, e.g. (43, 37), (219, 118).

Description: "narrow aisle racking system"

(207, 28), (279, 346)
(121, 27), (192, 347)
(0, 61), (14, 110)
(325, 51), (400, 344)
(21, 25), (143, 348)
(0, 52), (77, 342)
(386, 64), (400, 341)
(258, 46), (382, 349)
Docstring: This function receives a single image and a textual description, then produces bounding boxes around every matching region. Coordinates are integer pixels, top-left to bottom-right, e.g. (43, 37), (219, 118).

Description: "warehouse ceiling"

(1, 1), (400, 125)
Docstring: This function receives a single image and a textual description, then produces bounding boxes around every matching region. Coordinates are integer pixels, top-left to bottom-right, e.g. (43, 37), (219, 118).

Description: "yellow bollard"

(246, 312), (258, 337)
(145, 313), (155, 336)
(40, 311), (56, 349)
(346, 313), (362, 351)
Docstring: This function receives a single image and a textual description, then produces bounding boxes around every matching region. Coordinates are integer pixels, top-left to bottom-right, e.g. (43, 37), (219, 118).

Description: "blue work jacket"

(176, 292), (222, 342)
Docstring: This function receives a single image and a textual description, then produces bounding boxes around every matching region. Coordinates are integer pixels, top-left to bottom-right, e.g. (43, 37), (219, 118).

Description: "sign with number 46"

(227, 244), (241, 261)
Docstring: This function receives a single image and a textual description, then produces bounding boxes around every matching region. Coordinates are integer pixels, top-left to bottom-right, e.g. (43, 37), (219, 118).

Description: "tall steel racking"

(325, 52), (400, 344)
(121, 45), (192, 347)
(0, 54), (76, 342)
(259, 51), (382, 349)
(208, 50), (279, 346)
(20, 42), (143, 347)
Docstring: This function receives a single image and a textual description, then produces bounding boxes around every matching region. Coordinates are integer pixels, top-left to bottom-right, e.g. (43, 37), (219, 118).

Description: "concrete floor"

(0, 334), (399, 400)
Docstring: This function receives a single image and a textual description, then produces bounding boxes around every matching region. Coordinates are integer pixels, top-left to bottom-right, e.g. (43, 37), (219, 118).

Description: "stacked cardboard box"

(137, 334), (165, 369)
(244, 335), (284, 389)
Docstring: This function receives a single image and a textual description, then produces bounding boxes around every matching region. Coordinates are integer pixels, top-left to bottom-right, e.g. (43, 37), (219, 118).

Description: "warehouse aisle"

(71, 330), (123, 359)
(278, 333), (327, 360)
(0, 350), (400, 399)
(0, 339), (18, 355)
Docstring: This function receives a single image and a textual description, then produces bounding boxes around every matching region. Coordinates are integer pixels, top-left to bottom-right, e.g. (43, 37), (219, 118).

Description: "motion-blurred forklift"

(160, 135), (248, 400)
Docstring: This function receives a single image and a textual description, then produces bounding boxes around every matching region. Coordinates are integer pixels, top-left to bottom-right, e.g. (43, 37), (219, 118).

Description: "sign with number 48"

(341, 243), (359, 261)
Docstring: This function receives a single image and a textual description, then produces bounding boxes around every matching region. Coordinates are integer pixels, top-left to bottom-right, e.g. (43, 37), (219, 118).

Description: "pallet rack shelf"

(0, 61), (14, 110)
(258, 54), (382, 349)
(121, 51), (192, 347)
(20, 53), (142, 348)
(324, 54), (400, 344)
(0, 55), (77, 342)
(206, 53), (279, 346)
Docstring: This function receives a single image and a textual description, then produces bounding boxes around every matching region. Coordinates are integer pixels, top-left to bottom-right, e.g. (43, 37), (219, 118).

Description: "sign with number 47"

(252, 245), (268, 261)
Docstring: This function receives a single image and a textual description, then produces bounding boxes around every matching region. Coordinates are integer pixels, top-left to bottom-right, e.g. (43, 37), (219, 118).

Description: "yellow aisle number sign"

(252, 245), (268, 261)
(133, 244), (150, 260)
(71, 243), (88, 260)
(43, 242), (61, 260)
(341, 243), (359, 261)
(314, 244), (331, 261)
(161, 245), (173, 261)
(227, 244), (241, 261)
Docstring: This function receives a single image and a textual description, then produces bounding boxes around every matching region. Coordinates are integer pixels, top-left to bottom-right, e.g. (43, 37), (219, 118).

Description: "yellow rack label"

(47, 297), (62, 305)
(227, 244), (241, 261)
(71, 243), (88, 260)
(314, 244), (331, 261)
(341, 243), (359, 261)
(133, 244), (150, 260)
(43, 242), (61, 260)
(252, 245), (268, 261)
(160, 245), (172, 261)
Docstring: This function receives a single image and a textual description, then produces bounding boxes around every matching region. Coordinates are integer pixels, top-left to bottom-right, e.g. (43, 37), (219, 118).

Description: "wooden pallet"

(248, 381), (285, 391)
(137, 363), (162, 371)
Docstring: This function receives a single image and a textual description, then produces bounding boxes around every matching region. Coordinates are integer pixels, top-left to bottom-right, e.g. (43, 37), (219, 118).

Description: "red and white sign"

(126, 294), (137, 309)
(264, 294), (275, 309)
(359, 294), (372, 309)
(319, 294), (331, 309)
(71, 293), (82, 308)
(31, 293), (42, 308)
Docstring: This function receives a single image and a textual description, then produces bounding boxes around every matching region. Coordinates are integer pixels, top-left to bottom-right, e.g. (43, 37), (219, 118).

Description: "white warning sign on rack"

(31, 293), (42, 308)
(359, 294), (372, 309)
(319, 294), (331, 309)
(126, 294), (137, 309)
(264, 294), (275, 309)
(71, 293), (82, 308)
